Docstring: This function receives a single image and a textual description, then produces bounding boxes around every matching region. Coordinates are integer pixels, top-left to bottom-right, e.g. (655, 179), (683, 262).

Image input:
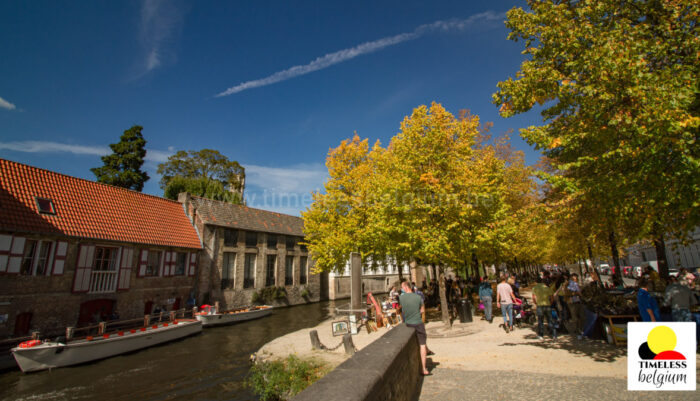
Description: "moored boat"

(196, 305), (273, 327)
(11, 319), (202, 373)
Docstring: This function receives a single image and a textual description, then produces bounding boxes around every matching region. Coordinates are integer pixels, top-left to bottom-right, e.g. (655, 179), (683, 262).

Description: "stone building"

(0, 159), (202, 338)
(178, 194), (324, 308)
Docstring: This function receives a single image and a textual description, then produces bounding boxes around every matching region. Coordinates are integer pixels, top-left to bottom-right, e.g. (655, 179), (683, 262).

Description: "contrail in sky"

(215, 11), (504, 97)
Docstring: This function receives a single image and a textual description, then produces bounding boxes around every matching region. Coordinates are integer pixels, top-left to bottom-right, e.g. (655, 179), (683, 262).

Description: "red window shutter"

(137, 250), (148, 277)
(187, 252), (197, 277)
(118, 247), (133, 290)
(72, 244), (94, 293)
(6, 236), (25, 274)
(51, 240), (68, 275)
(0, 234), (12, 273)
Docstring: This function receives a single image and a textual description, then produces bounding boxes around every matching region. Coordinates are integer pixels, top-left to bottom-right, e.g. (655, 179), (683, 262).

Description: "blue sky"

(0, 0), (543, 216)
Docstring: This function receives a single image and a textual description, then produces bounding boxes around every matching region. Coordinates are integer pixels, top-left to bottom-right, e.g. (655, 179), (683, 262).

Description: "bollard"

(342, 334), (355, 355)
(310, 330), (323, 350)
(214, 301), (220, 314)
(144, 314), (150, 327)
(66, 327), (74, 341)
(98, 322), (107, 334)
(192, 306), (197, 318)
(169, 311), (176, 321)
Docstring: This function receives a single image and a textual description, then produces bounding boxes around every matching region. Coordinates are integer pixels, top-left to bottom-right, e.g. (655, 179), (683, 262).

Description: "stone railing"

(292, 324), (422, 401)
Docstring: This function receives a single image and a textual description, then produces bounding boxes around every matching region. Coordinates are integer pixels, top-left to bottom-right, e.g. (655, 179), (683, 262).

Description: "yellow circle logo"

(647, 326), (677, 354)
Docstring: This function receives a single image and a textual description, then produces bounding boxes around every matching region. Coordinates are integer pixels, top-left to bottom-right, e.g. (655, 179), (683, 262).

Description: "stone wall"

(293, 324), (422, 401)
(196, 225), (320, 308)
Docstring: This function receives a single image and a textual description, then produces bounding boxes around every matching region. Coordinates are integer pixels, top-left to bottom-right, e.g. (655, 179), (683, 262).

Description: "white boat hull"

(196, 306), (273, 327)
(11, 319), (202, 373)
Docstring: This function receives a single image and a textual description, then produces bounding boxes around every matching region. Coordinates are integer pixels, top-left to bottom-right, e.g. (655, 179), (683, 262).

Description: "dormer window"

(35, 197), (56, 215)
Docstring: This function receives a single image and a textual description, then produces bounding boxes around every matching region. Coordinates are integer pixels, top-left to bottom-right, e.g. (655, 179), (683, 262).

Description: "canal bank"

(0, 301), (339, 401)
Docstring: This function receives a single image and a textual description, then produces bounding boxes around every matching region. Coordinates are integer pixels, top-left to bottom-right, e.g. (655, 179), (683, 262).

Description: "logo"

(628, 322), (696, 391)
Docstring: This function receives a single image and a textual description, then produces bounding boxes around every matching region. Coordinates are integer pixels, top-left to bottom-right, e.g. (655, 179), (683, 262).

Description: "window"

(267, 234), (277, 249)
(266, 255), (276, 286)
(34, 242), (52, 275)
(224, 229), (238, 247)
(299, 237), (307, 252)
(146, 251), (162, 277)
(174, 252), (187, 276)
(20, 240), (37, 275)
(93, 247), (117, 271)
(245, 232), (258, 248)
(34, 197), (56, 215)
(285, 256), (294, 285)
(285, 236), (296, 250)
(20, 240), (54, 276)
(244, 253), (256, 288)
(222, 252), (236, 289)
(299, 256), (308, 285)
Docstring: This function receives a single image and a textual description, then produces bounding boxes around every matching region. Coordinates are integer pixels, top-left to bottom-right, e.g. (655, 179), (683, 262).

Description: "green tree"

(304, 103), (540, 328)
(91, 125), (150, 191)
(302, 135), (389, 274)
(157, 149), (245, 203)
(494, 0), (700, 279)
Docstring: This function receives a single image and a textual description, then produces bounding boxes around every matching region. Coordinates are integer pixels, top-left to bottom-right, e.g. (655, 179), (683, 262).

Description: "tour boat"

(196, 305), (273, 327)
(11, 319), (202, 373)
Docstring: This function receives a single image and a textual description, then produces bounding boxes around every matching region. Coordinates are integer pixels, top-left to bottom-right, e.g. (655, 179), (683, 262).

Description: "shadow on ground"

(499, 330), (626, 363)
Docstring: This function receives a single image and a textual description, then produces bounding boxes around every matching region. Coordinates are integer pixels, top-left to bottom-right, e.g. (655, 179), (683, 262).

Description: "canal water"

(0, 300), (339, 401)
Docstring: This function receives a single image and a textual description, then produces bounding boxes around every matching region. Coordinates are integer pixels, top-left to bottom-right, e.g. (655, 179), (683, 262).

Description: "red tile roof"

(189, 196), (304, 236)
(0, 159), (201, 249)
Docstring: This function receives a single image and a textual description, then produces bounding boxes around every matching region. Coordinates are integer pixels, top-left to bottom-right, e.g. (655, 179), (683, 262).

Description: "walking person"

(664, 276), (697, 322)
(532, 276), (557, 341)
(637, 278), (660, 322)
(496, 275), (516, 332)
(399, 281), (432, 375)
(567, 274), (585, 339)
(478, 276), (494, 323)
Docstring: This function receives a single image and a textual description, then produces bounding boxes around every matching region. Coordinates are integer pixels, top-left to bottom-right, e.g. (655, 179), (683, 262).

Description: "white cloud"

(245, 163), (327, 194)
(144, 148), (173, 163)
(135, 0), (186, 77)
(244, 163), (328, 216)
(0, 96), (17, 111)
(215, 11), (504, 97)
(0, 141), (108, 155)
(0, 140), (172, 163)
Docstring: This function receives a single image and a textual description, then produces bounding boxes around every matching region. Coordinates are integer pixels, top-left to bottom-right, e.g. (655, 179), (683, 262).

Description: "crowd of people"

(390, 265), (697, 349)
(391, 265), (697, 376)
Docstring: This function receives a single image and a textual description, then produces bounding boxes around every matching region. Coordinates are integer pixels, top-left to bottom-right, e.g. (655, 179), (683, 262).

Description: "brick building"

(0, 159), (202, 338)
(178, 194), (325, 308)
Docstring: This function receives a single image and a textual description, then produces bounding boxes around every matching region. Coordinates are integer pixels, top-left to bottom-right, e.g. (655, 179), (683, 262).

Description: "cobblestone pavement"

(418, 368), (695, 401)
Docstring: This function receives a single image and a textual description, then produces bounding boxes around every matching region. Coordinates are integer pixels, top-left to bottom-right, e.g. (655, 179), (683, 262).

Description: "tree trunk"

(431, 265), (437, 282)
(608, 229), (623, 282)
(436, 265), (451, 328)
(397, 260), (404, 283)
(471, 252), (479, 278)
(586, 241), (594, 274)
(653, 236), (669, 279)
